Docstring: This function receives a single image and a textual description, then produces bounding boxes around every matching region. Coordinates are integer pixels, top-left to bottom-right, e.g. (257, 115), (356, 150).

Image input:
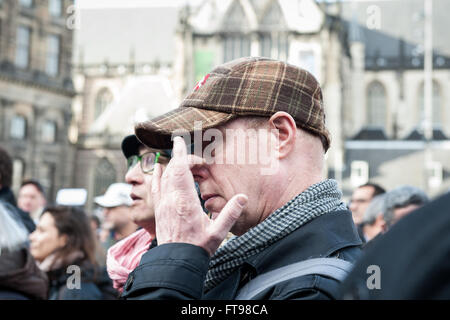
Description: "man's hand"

(151, 136), (248, 256)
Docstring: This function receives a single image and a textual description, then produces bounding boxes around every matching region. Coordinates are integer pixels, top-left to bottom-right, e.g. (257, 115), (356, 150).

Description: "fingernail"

(237, 195), (248, 207)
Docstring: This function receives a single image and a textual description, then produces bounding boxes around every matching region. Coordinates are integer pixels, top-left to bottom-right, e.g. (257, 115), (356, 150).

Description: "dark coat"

(121, 210), (362, 300)
(0, 248), (48, 300)
(0, 187), (35, 233)
(339, 192), (450, 299)
(46, 260), (118, 300)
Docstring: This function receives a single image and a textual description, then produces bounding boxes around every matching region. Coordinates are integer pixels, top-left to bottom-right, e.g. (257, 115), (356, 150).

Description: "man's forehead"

(353, 186), (375, 198)
(138, 145), (159, 155)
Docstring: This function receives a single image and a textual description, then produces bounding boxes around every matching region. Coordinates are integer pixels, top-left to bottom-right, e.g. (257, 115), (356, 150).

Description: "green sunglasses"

(126, 152), (162, 174)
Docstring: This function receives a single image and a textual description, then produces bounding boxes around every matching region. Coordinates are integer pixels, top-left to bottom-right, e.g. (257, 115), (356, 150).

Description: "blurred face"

(191, 119), (273, 236)
(29, 212), (67, 262)
(18, 184), (46, 214)
(125, 146), (169, 230)
(349, 186), (375, 225)
(102, 206), (132, 231)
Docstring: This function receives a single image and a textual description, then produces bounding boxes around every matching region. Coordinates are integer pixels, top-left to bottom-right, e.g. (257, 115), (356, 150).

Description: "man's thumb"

(212, 194), (248, 236)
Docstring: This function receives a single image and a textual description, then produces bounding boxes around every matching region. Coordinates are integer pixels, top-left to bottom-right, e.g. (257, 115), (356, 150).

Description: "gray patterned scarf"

(204, 179), (347, 292)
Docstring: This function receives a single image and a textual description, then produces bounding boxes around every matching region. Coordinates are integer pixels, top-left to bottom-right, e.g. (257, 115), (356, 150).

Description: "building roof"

(189, 0), (323, 34)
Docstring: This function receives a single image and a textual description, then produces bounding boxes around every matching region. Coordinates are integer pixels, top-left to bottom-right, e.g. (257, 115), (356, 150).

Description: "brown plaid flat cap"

(135, 57), (331, 151)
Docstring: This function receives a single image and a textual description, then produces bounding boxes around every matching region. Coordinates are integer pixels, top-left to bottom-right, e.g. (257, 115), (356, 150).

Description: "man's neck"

(115, 223), (138, 240)
(261, 170), (323, 220)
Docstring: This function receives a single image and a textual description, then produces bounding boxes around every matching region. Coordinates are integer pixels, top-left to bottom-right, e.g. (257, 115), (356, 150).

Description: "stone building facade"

(175, 0), (450, 199)
(0, 0), (75, 200)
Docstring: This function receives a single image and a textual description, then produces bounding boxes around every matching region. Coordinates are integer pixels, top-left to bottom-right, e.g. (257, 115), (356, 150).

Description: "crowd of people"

(1, 57), (449, 300)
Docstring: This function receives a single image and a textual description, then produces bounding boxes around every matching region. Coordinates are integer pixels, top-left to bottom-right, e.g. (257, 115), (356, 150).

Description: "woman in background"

(29, 206), (117, 299)
(0, 202), (48, 299)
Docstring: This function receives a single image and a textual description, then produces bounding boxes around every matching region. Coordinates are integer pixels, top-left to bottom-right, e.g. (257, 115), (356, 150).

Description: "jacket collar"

(204, 210), (361, 299)
(245, 210), (361, 274)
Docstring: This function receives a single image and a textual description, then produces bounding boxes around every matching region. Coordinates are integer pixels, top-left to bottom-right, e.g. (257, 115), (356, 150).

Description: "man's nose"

(125, 163), (143, 185)
(188, 154), (208, 182)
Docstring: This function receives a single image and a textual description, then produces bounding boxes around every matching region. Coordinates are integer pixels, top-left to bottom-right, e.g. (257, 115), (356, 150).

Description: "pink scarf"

(106, 228), (153, 293)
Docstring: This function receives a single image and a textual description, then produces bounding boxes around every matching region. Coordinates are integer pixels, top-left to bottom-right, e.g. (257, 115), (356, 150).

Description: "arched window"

(418, 81), (442, 127)
(223, 1), (250, 62)
(94, 88), (113, 120)
(93, 158), (116, 198)
(366, 81), (387, 129)
(258, 1), (288, 60)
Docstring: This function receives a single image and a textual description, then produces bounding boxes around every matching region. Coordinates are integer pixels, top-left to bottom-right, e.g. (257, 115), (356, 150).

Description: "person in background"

(339, 191), (450, 299)
(0, 202), (48, 299)
(382, 185), (429, 230)
(349, 183), (386, 243)
(94, 183), (138, 249)
(106, 134), (171, 294)
(29, 206), (117, 299)
(17, 179), (47, 224)
(0, 146), (35, 233)
(360, 194), (386, 243)
(89, 215), (107, 267)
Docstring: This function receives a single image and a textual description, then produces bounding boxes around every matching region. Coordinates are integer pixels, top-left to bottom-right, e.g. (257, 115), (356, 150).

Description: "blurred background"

(0, 0), (449, 212)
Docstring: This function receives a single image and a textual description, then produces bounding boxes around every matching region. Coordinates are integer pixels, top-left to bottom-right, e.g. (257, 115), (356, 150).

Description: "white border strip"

(345, 140), (450, 150)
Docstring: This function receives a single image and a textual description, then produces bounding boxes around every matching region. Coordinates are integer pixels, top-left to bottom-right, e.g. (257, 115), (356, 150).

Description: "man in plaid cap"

(121, 57), (362, 300)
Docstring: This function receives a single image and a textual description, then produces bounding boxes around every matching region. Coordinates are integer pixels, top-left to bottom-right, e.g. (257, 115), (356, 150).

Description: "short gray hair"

(0, 202), (29, 255)
(383, 185), (429, 226)
(362, 194), (386, 225)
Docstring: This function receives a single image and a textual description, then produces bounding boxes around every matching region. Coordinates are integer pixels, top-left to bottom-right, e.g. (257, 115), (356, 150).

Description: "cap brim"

(94, 196), (123, 208)
(135, 107), (235, 149)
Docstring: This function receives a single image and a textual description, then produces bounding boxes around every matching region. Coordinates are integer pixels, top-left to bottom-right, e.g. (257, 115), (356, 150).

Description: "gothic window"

(222, 0), (250, 62)
(223, 1), (249, 32)
(258, 1), (288, 60)
(260, 0), (286, 31)
(94, 88), (113, 120)
(93, 158), (116, 199)
(366, 81), (387, 129)
(224, 36), (251, 62)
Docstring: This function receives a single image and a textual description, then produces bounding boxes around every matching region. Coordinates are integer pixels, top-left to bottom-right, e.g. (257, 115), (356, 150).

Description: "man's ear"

(268, 112), (297, 159)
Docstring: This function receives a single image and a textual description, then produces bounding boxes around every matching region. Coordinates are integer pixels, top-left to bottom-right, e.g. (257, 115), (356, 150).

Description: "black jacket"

(0, 187), (35, 233)
(121, 210), (362, 300)
(0, 248), (48, 300)
(339, 192), (450, 299)
(46, 260), (118, 300)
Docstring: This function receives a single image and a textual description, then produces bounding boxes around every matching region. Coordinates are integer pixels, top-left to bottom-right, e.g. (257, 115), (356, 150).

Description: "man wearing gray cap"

(383, 185), (429, 229)
(121, 57), (362, 300)
(360, 194), (387, 242)
(95, 183), (138, 246)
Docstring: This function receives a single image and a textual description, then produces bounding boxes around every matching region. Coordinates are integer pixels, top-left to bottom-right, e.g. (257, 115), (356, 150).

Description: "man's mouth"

(201, 194), (218, 201)
(130, 193), (143, 202)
